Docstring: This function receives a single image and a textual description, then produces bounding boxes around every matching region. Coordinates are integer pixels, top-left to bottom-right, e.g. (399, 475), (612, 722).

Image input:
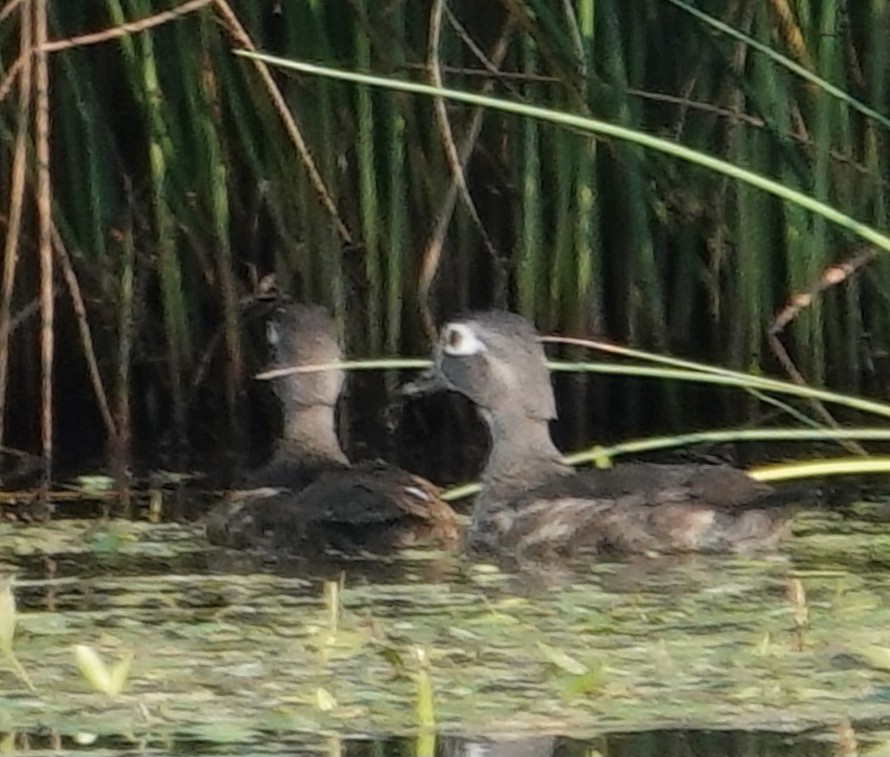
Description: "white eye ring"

(441, 323), (487, 356)
(266, 320), (281, 346)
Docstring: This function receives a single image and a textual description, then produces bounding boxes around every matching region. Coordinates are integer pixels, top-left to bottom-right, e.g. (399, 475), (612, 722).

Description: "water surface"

(2, 506), (890, 756)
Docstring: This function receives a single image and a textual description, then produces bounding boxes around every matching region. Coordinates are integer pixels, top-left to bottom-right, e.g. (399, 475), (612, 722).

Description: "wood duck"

(206, 303), (459, 554)
(421, 310), (805, 559)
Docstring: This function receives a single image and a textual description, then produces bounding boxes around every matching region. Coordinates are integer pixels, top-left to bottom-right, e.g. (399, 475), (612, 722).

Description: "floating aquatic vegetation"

(0, 510), (889, 751)
(0, 575), (35, 692)
(72, 644), (133, 700)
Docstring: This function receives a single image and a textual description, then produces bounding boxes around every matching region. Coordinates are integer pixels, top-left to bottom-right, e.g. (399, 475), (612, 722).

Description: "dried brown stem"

(40, 0), (213, 52)
(0, 0), (27, 25)
(34, 0), (53, 494)
(418, 9), (514, 337)
(199, 23), (244, 453)
(112, 207), (137, 515)
(0, 1), (33, 452)
(50, 227), (116, 438)
(213, 0), (352, 244)
(767, 247), (877, 456)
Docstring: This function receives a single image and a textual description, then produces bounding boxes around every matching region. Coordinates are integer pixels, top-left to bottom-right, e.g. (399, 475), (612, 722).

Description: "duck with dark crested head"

(420, 310), (807, 559)
(206, 302), (459, 554)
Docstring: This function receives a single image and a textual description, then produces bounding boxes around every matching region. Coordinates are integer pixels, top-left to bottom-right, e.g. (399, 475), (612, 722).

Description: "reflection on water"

(440, 730), (836, 757)
(1, 508), (890, 755)
(0, 729), (847, 756)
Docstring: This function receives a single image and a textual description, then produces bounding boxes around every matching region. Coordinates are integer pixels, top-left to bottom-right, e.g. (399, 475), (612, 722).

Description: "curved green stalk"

(442, 428), (890, 502)
(664, 0), (890, 132)
(234, 52), (890, 259)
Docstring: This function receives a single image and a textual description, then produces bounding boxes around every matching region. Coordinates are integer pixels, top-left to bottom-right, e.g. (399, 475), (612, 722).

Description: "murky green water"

(3, 506), (890, 756)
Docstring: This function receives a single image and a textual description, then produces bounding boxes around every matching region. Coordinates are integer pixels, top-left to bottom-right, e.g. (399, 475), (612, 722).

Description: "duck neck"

(480, 410), (570, 491)
(279, 404), (348, 464)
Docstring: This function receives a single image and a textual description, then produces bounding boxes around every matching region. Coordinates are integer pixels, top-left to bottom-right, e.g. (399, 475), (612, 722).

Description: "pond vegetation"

(2, 2), (890, 754)
(3, 506), (890, 754)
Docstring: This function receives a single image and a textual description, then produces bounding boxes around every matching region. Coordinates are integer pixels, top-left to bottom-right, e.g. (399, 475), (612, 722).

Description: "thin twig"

(770, 247), (877, 334)
(112, 201), (137, 515)
(0, 1), (32, 450)
(0, 0), (27, 26)
(767, 247), (878, 456)
(4, 650), (37, 693)
(212, 0), (352, 244)
(1, 0), (212, 106)
(7, 290), (59, 333)
(40, 0), (213, 52)
(0, 488), (117, 505)
(198, 21), (244, 452)
(0, 56), (23, 108)
(34, 0), (54, 491)
(185, 326), (224, 409)
(418, 8), (514, 337)
(51, 227), (117, 438)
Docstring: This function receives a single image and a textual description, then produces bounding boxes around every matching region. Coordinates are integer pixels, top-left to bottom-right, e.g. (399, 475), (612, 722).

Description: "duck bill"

(401, 368), (450, 397)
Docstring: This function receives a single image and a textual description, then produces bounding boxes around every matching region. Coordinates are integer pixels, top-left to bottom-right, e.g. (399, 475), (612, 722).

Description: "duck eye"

(442, 324), (486, 356)
(266, 321), (281, 347)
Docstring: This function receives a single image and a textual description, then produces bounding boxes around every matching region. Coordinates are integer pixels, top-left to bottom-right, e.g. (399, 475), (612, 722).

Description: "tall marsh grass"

(0, 1), (887, 481)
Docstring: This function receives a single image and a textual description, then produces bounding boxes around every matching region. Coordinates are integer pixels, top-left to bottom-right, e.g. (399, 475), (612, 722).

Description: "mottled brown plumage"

(206, 302), (458, 554)
(425, 310), (807, 559)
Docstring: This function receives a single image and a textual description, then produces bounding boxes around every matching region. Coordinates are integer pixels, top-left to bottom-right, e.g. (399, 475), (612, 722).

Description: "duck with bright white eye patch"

(415, 310), (815, 560)
(206, 302), (459, 555)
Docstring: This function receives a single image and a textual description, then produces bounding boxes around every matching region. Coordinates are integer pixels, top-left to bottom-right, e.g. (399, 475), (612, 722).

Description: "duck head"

(433, 311), (557, 424)
(265, 303), (345, 410)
